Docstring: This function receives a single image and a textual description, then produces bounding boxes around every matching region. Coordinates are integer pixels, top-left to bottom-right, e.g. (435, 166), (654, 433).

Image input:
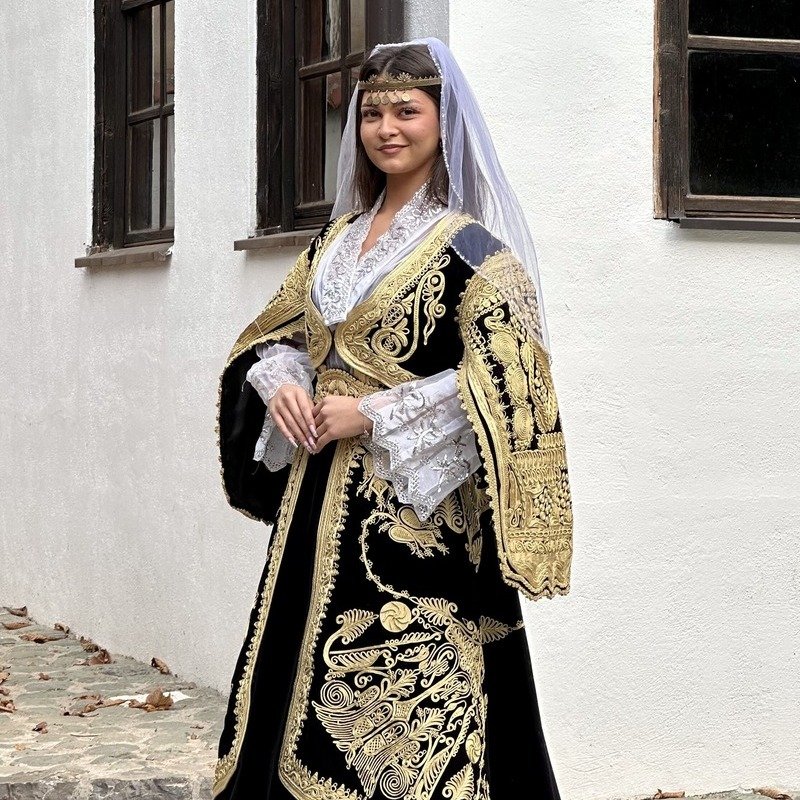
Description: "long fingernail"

(289, 437), (297, 447)
(310, 424), (317, 436)
(307, 437), (315, 449)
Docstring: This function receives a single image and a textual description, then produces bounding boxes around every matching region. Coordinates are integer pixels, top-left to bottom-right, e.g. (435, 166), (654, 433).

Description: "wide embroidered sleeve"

(217, 214), (350, 525)
(246, 331), (315, 471)
(455, 257), (574, 601)
(357, 369), (481, 522)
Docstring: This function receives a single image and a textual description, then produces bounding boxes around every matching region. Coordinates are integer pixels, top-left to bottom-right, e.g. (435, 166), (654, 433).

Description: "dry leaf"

(87, 648), (113, 665)
(0, 697), (16, 713)
(33, 721), (48, 733)
(14, 743), (27, 751)
(0, 671), (9, 684)
(61, 692), (125, 716)
(62, 693), (104, 716)
(4, 606), (28, 617)
(129, 687), (174, 712)
(151, 657), (171, 674)
(19, 632), (66, 644)
(79, 635), (99, 652)
(0, 687), (9, 696)
(38, 673), (50, 681)
(653, 792), (686, 799)
(73, 648), (113, 666)
(2, 621), (31, 630)
(754, 789), (793, 800)
(54, 623), (70, 633)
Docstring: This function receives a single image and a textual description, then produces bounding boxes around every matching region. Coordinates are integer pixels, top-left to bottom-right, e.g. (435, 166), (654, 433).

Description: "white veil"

(330, 36), (551, 357)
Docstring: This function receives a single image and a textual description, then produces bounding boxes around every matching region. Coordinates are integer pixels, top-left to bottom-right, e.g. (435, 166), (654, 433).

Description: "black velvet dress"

(213, 211), (573, 800)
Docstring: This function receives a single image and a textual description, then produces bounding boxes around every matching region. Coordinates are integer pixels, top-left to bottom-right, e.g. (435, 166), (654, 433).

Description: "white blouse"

(245, 183), (481, 522)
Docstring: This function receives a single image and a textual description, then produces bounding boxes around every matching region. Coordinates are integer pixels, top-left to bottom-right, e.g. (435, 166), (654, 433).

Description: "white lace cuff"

(248, 339), (315, 471)
(246, 342), (315, 404)
(357, 369), (481, 521)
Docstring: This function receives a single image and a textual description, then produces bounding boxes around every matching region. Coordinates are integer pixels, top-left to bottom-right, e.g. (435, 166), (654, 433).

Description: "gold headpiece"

(357, 71), (442, 105)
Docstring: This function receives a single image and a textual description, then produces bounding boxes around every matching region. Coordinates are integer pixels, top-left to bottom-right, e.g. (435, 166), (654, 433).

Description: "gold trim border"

(278, 437), (366, 800)
(212, 447), (310, 797)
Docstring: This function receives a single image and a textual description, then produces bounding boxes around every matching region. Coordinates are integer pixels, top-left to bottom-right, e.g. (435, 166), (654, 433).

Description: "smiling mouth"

(378, 144), (406, 151)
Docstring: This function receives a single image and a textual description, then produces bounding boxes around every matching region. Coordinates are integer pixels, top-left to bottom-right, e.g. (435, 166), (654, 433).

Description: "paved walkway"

(0, 605), (795, 800)
(0, 605), (224, 798)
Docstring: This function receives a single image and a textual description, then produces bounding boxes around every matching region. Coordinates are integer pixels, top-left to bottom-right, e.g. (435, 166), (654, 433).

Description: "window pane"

(165, 0), (174, 104)
(689, 51), (800, 197)
(349, 0), (365, 54)
(129, 3), (161, 111)
(297, 74), (342, 204)
(128, 119), (161, 232)
(302, 0), (341, 65)
(689, 0), (800, 39)
(165, 114), (174, 227)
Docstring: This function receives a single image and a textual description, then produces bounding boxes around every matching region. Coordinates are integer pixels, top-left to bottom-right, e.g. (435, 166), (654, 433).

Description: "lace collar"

(318, 181), (446, 325)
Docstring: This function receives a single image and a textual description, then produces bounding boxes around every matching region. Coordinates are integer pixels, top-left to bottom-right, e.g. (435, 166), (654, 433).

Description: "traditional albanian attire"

(213, 36), (574, 800)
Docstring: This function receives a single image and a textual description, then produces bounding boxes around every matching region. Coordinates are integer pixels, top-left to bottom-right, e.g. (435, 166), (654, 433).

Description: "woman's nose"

(378, 115), (399, 137)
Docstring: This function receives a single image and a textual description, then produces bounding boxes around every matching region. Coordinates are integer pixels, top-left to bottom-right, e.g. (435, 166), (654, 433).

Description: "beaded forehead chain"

(357, 71), (443, 105)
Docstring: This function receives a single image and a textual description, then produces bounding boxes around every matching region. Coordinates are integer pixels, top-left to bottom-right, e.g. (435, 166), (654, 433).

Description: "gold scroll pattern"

(331, 213), (473, 388)
(301, 512), (524, 800)
(228, 213), (352, 365)
(455, 253), (573, 601)
(212, 446), (309, 797)
(355, 450), (485, 568)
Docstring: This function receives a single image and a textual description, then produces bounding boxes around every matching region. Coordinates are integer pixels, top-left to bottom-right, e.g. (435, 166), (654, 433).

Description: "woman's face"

(359, 86), (440, 177)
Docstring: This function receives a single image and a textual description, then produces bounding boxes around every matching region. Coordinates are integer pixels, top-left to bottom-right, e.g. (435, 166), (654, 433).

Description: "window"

(93, 0), (175, 251)
(654, 0), (800, 226)
(256, 0), (405, 236)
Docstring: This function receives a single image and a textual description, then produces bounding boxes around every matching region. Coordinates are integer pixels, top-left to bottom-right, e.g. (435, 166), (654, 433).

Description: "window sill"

(233, 231), (316, 251)
(678, 217), (800, 232)
(74, 242), (173, 268)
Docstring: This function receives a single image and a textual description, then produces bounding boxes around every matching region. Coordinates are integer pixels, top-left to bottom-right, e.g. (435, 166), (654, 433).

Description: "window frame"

(654, 0), (800, 226)
(93, 0), (174, 252)
(255, 0), (405, 236)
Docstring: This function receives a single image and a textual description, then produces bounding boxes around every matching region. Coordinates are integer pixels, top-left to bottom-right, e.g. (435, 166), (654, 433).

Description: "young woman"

(214, 37), (573, 800)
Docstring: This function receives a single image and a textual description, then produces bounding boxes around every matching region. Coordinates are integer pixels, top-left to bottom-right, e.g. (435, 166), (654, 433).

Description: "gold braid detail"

(227, 214), (352, 366)
(455, 254), (573, 601)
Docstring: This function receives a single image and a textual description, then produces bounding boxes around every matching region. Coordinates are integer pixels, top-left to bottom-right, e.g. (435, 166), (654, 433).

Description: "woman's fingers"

(277, 402), (306, 447)
(299, 394), (317, 438)
(287, 395), (316, 449)
(272, 411), (300, 447)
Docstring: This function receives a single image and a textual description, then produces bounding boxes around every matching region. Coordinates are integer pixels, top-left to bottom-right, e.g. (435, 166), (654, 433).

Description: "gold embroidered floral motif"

(455, 253), (573, 601)
(311, 591), (488, 800)
(354, 450), (483, 563)
(334, 213), (472, 388)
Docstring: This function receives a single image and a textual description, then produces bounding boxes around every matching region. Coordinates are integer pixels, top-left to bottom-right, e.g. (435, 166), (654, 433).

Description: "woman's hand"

(268, 384), (317, 451)
(312, 396), (374, 451)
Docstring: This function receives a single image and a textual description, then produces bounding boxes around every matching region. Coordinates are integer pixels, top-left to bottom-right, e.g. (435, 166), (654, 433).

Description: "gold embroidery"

(212, 446), (309, 797)
(445, 764), (476, 800)
(334, 213), (472, 388)
(310, 578), (488, 800)
(354, 451), (484, 564)
(379, 600), (413, 632)
(455, 253), (573, 601)
(229, 214), (350, 366)
(278, 431), (366, 800)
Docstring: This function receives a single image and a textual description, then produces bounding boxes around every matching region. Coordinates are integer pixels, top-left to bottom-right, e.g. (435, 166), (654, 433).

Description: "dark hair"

(353, 44), (449, 210)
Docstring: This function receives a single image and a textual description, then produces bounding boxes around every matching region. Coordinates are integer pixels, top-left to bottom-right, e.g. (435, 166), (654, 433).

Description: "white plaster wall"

(448, 1), (800, 798)
(0, 1), (797, 799)
(0, 0), (284, 708)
